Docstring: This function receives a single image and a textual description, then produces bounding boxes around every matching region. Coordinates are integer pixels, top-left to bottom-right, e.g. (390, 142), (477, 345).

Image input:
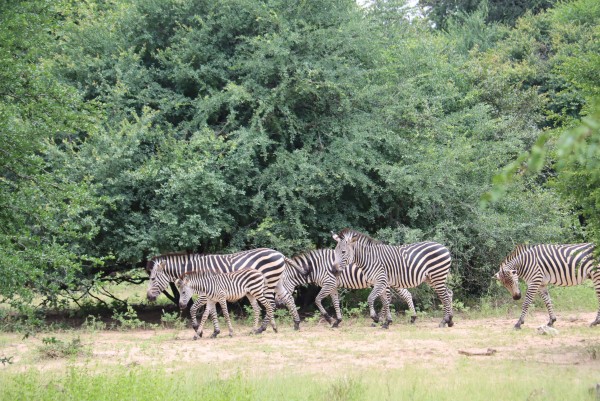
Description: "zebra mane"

(146, 252), (192, 272)
(338, 228), (382, 245)
(501, 244), (534, 267)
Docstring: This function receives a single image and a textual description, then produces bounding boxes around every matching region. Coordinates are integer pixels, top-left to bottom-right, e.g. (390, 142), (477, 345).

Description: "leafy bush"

(111, 305), (147, 330)
(160, 309), (186, 330)
(81, 315), (107, 333)
(37, 336), (88, 359)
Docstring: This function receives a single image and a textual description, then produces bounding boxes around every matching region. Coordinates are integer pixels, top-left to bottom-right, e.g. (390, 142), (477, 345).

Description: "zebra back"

(180, 268), (266, 299)
(508, 243), (596, 286)
(147, 248), (286, 301)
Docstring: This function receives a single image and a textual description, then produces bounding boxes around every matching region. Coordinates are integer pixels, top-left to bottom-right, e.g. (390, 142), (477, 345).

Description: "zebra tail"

(285, 257), (309, 277)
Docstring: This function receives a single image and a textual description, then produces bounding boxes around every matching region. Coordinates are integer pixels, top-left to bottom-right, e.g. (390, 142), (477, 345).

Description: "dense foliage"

(1, 0), (597, 311)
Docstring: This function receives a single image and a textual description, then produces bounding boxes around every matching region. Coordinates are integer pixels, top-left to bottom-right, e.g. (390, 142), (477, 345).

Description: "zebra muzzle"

(513, 293), (522, 300)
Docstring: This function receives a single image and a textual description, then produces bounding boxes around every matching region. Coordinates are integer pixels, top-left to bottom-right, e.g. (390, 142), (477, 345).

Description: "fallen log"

(458, 348), (497, 356)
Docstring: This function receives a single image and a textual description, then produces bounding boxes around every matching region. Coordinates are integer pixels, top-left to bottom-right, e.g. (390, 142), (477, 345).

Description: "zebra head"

(331, 230), (357, 272)
(174, 277), (193, 310)
(146, 260), (170, 302)
(494, 265), (521, 300)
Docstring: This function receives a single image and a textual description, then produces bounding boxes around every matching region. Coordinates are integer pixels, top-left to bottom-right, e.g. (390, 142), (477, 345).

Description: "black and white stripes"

(495, 243), (600, 328)
(277, 249), (417, 326)
(174, 266), (276, 338)
(332, 229), (454, 328)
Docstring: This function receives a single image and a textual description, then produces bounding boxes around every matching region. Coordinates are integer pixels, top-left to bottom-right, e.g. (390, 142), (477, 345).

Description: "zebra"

(172, 264), (277, 339)
(332, 228), (454, 328)
(146, 248), (307, 329)
(494, 243), (600, 329)
(275, 249), (418, 327)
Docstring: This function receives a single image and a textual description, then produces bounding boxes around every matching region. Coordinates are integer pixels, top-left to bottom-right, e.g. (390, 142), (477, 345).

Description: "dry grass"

(2, 311), (600, 400)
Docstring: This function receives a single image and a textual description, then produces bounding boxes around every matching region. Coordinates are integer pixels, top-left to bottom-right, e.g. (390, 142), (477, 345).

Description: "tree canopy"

(1, 0), (598, 311)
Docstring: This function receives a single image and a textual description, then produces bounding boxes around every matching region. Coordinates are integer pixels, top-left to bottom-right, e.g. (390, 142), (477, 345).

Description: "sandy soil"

(2, 311), (600, 375)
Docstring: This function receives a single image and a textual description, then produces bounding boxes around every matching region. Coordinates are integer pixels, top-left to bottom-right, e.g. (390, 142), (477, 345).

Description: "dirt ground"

(2, 311), (600, 376)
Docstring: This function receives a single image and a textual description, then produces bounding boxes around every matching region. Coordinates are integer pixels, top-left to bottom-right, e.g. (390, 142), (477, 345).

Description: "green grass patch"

(0, 360), (597, 401)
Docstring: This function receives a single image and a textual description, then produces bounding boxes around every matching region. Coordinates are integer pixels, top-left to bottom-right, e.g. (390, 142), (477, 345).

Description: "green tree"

(484, 0), (600, 249)
(421, 0), (556, 29)
(0, 0), (100, 310)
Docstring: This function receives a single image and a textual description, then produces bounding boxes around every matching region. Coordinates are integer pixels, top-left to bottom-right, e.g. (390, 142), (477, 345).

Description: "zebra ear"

(331, 231), (341, 242)
(156, 261), (165, 271)
(174, 278), (182, 287)
(349, 234), (358, 244)
(493, 272), (500, 280)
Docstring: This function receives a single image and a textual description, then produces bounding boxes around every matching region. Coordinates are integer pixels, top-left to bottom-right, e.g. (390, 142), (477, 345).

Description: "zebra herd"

(146, 228), (600, 339)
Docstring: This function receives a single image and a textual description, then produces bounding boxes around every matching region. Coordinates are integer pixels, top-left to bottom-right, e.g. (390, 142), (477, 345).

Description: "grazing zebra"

(146, 248), (307, 329)
(173, 265), (276, 339)
(332, 228), (454, 328)
(495, 243), (600, 329)
(276, 249), (417, 327)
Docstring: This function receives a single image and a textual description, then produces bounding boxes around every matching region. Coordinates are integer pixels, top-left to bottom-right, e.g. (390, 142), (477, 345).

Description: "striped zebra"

(173, 265), (276, 339)
(276, 249), (417, 327)
(495, 243), (600, 329)
(332, 229), (454, 328)
(146, 248), (307, 328)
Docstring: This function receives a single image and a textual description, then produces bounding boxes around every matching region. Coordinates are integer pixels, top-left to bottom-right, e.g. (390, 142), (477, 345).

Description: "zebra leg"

(218, 299), (234, 337)
(257, 294), (278, 334)
(262, 290), (278, 332)
(373, 289), (393, 328)
(446, 288), (454, 327)
(189, 298), (204, 332)
(282, 292), (301, 330)
(367, 283), (387, 324)
(433, 284), (454, 328)
(275, 284), (301, 330)
(315, 287), (334, 325)
(515, 283), (540, 330)
(195, 302), (214, 340)
(539, 286), (557, 327)
(209, 308), (221, 337)
(394, 287), (417, 324)
(330, 289), (343, 328)
(247, 295), (262, 333)
(590, 270), (600, 327)
(206, 303), (221, 338)
(384, 288), (393, 326)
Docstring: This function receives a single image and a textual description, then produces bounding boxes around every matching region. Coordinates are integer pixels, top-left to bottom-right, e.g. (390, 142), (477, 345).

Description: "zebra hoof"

(590, 320), (600, 327)
(381, 323), (389, 330)
(410, 316), (417, 324)
(210, 329), (220, 339)
(547, 318), (556, 327)
(193, 334), (200, 340)
(192, 323), (199, 331)
(370, 323), (377, 327)
(514, 324), (522, 330)
(293, 321), (300, 330)
(447, 320), (454, 327)
(322, 314), (333, 324)
(332, 319), (341, 328)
